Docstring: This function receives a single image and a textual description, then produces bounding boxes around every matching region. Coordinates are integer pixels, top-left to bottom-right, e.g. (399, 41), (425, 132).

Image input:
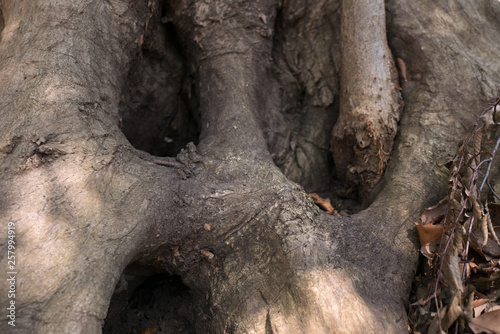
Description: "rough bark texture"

(332, 0), (403, 201)
(266, 0), (341, 192)
(0, 0), (500, 333)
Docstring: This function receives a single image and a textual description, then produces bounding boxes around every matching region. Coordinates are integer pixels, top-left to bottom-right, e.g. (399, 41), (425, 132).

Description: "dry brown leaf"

(481, 212), (490, 247)
(421, 197), (449, 225)
(309, 193), (335, 213)
(464, 287), (476, 323)
(416, 223), (453, 246)
(488, 213), (500, 245)
(471, 226), (500, 258)
(447, 196), (463, 226)
(473, 302), (489, 318)
(421, 240), (440, 260)
(469, 309), (500, 334)
(417, 196), (455, 247)
(459, 262), (472, 279)
(488, 203), (500, 225)
(470, 195), (483, 226)
(469, 231), (487, 259)
(441, 249), (463, 292)
(487, 203), (500, 246)
(427, 293), (462, 333)
(473, 298), (489, 308)
(441, 293), (463, 331)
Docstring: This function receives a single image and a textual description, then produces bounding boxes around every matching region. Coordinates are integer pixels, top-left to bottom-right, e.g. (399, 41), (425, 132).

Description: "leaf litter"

(410, 98), (500, 334)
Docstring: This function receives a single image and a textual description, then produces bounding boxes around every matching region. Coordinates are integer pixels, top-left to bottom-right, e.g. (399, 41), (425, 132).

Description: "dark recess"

(104, 272), (194, 334)
(119, 12), (200, 157)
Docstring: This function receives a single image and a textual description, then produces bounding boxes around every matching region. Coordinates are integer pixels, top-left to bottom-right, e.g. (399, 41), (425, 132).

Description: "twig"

(479, 136), (500, 192)
(153, 159), (184, 168)
(487, 179), (500, 201)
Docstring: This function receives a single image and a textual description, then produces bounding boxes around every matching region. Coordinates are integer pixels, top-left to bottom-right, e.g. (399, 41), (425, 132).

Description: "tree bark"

(0, 0), (500, 333)
(332, 0), (402, 201)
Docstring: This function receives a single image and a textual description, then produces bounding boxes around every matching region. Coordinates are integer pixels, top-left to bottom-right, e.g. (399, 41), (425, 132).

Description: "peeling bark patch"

(332, 118), (395, 192)
(15, 136), (68, 172)
(35, 144), (67, 158)
(0, 136), (21, 154)
(78, 101), (101, 116)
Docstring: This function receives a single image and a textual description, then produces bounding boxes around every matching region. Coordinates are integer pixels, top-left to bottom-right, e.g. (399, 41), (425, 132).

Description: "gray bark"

(0, 0), (499, 333)
(332, 0), (402, 201)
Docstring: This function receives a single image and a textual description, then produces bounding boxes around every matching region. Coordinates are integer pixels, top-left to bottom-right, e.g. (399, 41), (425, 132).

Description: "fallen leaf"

(427, 292), (462, 333)
(480, 226), (500, 257)
(459, 262), (472, 279)
(469, 309), (500, 334)
(416, 223), (453, 246)
(421, 240), (439, 260)
(421, 197), (449, 225)
(487, 203), (500, 226)
(441, 293), (463, 331)
(468, 222), (500, 259)
(416, 197), (456, 246)
(441, 249), (463, 292)
(473, 302), (488, 317)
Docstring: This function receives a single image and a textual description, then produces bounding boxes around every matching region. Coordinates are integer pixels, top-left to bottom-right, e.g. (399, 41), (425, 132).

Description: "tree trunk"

(0, 0), (499, 333)
(332, 0), (402, 201)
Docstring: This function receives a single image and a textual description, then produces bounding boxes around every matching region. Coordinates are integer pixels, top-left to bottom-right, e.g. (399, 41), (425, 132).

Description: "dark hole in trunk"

(119, 15), (199, 157)
(104, 271), (195, 334)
